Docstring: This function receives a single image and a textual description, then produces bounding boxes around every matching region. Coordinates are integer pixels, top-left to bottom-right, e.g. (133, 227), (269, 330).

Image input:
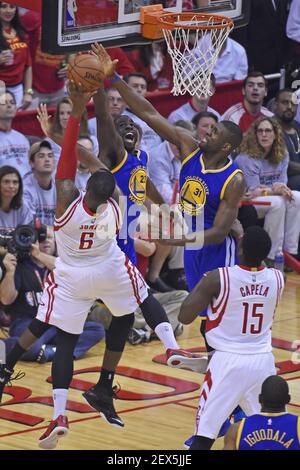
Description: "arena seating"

(12, 80), (243, 138)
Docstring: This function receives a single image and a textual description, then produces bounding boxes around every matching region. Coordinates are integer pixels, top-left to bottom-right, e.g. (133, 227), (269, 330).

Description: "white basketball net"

(161, 15), (234, 99)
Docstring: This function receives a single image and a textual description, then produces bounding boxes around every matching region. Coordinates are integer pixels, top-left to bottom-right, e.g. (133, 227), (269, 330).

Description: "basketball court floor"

(0, 273), (299, 451)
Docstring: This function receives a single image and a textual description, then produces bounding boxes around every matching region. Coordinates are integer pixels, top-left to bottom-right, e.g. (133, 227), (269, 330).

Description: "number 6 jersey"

(206, 265), (284, 354)
(53, 192), (122, 267)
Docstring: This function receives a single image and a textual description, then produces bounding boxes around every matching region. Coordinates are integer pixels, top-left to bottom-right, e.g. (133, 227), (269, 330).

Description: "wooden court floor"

(0, 273), (300, 451)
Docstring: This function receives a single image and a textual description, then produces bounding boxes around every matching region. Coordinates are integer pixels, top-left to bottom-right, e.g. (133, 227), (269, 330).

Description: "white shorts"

(37, 250), (148, 334)
(194, 351), (276, 439)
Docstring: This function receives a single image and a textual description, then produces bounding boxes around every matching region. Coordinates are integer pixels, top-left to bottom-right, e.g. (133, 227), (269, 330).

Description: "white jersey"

(54, 192), (122, 267)
(206, 265), (284, 354)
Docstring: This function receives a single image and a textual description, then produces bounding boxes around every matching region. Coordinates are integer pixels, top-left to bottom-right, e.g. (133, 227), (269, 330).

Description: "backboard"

(42, 0), (249, 54)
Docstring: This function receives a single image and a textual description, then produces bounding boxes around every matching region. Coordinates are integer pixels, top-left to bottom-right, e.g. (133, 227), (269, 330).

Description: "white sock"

(52, 388), (68, 419)
(154, 322), (178, 350)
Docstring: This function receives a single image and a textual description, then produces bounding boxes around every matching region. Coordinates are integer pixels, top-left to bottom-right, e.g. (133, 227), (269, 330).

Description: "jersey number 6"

(79, 231), (95, 250)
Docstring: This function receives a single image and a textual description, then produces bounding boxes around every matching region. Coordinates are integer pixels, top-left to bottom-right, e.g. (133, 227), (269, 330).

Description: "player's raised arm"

(91, 43), (198, 157)
(37, 104), (105, 174)
(93, 85), (125, 166)
(55, 83), (92, 218)
(178, 270), (220, 324)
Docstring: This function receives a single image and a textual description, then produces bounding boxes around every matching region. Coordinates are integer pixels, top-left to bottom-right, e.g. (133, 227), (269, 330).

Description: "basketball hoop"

(158, 13), (234, 99)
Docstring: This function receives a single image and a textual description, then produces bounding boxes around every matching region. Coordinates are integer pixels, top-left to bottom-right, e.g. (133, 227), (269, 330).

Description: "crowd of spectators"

(1, 0), (300, 353)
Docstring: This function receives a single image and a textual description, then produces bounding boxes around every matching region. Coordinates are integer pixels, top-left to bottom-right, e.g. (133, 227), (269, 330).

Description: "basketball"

(67, 53), (104, 92)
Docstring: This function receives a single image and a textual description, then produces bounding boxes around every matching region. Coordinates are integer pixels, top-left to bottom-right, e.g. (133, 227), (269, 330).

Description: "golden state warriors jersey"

(111, 150), (149, 264)
(237, 413), (300, 450)
(179, 148), (242, 231)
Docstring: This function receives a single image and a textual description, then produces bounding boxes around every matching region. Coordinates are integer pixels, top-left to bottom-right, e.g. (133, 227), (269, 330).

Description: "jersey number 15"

(242, 302), (264, 334)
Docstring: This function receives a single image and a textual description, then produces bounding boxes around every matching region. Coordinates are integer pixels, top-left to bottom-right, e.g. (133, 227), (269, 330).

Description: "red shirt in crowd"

(21, 10), (65, 94)
(0, 33), (31, 86)
(127, 47), (173, 92)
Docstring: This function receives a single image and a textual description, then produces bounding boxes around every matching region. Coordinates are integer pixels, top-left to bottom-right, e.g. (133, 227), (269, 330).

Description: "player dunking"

(92, 43), (245, 370)
(178, 226), (284, 450)
(224, 375), (300, 450)
(0, 84), (163, 449)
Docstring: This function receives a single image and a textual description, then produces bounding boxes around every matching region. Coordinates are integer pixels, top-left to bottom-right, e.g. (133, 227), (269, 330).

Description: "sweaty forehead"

(115, 116), (133, 126)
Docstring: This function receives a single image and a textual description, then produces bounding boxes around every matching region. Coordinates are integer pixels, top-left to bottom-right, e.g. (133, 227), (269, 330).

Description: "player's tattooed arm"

(178, 269), (220, 324)
(56, 180), (80, 219)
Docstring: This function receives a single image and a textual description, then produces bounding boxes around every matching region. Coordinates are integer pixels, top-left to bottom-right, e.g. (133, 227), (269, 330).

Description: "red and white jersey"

(206, 265), (284, 354)
(54, 192), (122, 267)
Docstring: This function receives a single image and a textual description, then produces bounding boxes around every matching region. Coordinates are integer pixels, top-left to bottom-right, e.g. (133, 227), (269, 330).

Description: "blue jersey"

(111, 149), (149, 265)
(237, 413), (300, 450)
(179, 148), (243, 305)
(179, 148), (242, 231)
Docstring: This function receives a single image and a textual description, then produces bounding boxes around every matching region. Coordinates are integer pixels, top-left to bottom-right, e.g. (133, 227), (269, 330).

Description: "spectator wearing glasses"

(236, 116), (300, 265)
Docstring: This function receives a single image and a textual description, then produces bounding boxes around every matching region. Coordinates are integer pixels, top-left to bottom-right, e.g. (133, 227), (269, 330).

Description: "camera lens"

(13, 225), (37, 251)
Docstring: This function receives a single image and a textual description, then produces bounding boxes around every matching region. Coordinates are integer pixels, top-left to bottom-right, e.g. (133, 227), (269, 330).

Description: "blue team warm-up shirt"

(237, 413), (300, 450)
(179, 148), (242, 298)
(111, 149), (149, 265)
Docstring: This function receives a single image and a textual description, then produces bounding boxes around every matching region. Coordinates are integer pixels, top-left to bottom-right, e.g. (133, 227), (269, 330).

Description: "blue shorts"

(184, 235), (238, 318)
(117, 236), (137, 266)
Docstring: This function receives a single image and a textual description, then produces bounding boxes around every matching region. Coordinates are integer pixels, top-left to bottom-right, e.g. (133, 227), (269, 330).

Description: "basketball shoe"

(183, 419), (232, 449)
(166, 349), (208, 373)
(0, 364), (25, 402)
(82, 385), (124, 428)
(38, 415), (69, 449)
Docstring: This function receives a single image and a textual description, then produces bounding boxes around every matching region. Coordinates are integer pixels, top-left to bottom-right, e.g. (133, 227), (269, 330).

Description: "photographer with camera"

(0, 228), (105, 363)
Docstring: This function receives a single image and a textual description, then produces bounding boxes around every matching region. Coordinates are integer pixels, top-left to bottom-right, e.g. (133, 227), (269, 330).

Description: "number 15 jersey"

(206, 265), (284, 354)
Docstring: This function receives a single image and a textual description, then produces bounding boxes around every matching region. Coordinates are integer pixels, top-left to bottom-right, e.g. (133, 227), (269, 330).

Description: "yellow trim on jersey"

(297, 416), (300, 444)
(111, 151), (128, 174)
(220, 169), (243, 200)
(200, 154), (233, 174)
(236, 418), (246, 450)
(181, 147), (200, 168)
(259, 412), (288, 417)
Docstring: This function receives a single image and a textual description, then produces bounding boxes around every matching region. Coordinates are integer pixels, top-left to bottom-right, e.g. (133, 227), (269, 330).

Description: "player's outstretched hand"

(68, 81), (95, 117)
(37, 103), (52, 138)
(91, 42), (119, 78)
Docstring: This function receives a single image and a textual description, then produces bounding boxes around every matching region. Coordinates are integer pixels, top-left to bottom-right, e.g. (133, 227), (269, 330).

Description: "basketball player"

(178, 226), (284, 450)
(92, 43), (245, 368)
(93, 84), (168, 267)
(0, 83), (176, 449)
(224, 375), (300, 450)
(36, 85), (203, 365)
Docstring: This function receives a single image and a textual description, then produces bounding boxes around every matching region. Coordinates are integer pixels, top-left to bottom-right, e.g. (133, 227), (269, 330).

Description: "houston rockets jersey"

(53, 192), (122, 267)
(206, 265), (284, 353)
